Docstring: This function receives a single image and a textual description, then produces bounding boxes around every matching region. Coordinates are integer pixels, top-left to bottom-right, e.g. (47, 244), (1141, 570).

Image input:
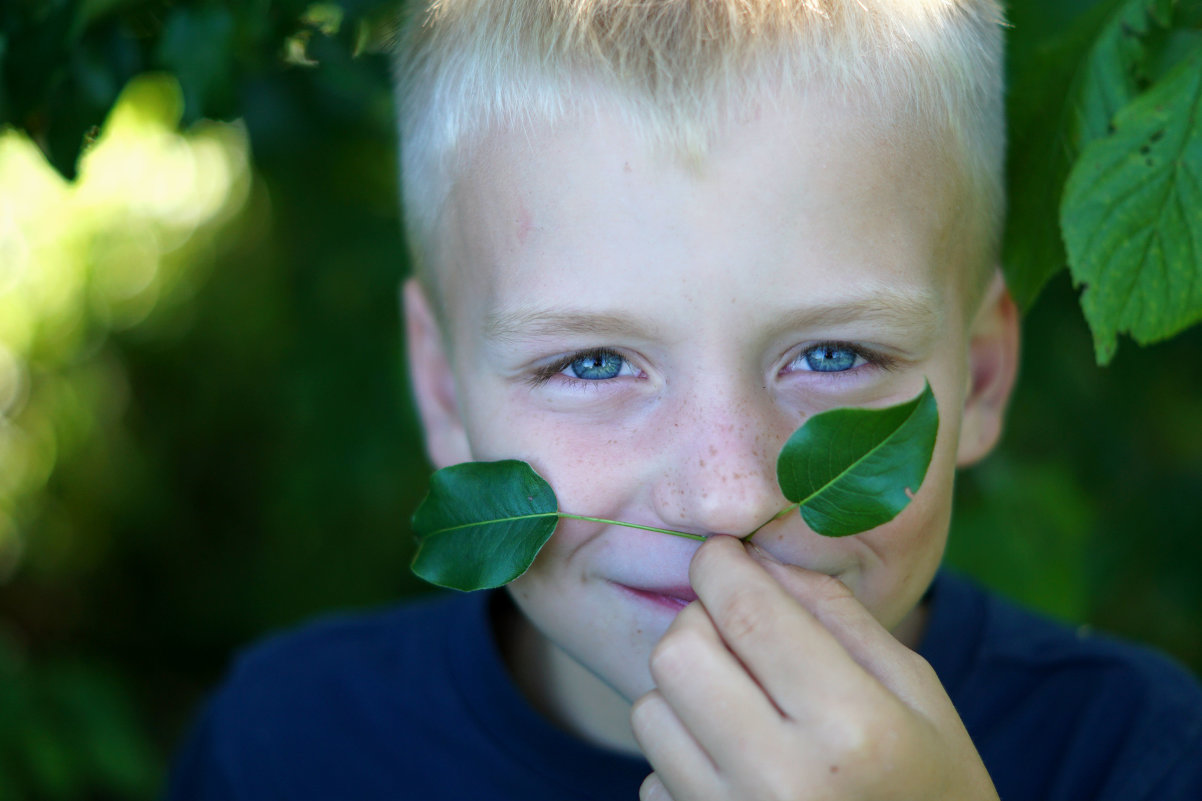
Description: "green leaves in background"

(1004, 0), (1202, 361)
(411, 385), (939, 590)
(411, 460), (558, 591)
(0, 636), (159, 801)
(0, 0), (399, 177)
(777, 383), (938, 537)
(1063, 47), (1202, 364)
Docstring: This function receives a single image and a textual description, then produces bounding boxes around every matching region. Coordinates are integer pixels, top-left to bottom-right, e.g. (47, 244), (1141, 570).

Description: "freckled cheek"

(539, 428), (658, 513)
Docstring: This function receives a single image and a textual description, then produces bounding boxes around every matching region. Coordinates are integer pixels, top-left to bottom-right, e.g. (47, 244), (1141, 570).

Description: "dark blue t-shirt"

(167, 572), (1202, 800)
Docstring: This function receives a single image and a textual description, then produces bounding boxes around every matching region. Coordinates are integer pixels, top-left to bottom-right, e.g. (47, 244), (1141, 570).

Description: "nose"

(650, 390), (791, 538)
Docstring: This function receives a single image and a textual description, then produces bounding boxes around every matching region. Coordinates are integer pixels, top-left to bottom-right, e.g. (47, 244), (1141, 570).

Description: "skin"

(406, 87), (1019, 799)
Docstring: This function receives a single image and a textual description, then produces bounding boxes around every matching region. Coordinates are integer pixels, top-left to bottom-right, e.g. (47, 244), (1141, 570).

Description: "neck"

(491, 592), (641, 755)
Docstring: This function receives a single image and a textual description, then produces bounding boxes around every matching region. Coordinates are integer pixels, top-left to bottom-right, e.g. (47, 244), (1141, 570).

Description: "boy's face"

(408, 90), (1016, 721)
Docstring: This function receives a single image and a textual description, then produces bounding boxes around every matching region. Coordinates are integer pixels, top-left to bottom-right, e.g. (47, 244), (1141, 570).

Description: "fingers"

(688, 536), (881, 717)
(690, 536), (937, 719)
(631, 685), (716, 801)
(633, 536), (997, 801)
(646, 600), (784, 760)
(639, 772), (672, 801)
(746, 541), (942, 714)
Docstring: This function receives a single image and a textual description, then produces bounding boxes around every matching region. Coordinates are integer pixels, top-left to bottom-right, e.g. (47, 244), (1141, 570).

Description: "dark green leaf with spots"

(1062, 46), (1202, 364)
(1004, 0), (1178, 311)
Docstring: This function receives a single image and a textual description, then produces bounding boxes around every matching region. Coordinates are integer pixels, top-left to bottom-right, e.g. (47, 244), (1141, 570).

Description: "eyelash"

(785, 341), (898, 376)
(528, 341), (897, 388)
(528, 348), (635, 387)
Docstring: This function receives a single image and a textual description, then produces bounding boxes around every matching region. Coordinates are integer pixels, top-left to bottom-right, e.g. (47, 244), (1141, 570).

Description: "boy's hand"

(630, 536), (999, 801)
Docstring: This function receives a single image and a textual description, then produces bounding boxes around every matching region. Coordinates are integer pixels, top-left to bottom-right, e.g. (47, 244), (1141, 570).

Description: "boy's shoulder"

(167, 592), (476, 799)
(224, 590), (464, 695)
(168, 589), (650, 801)
(925, 571), (1202, 801)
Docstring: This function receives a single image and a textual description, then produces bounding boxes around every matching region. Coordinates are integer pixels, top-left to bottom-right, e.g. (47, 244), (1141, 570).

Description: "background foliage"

(0, 0), (1199, 798)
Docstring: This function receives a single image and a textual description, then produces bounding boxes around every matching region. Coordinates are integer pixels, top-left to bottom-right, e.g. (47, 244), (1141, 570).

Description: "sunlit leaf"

(1062, 46), (1202, 364)
(777, 382), (938, 537)
(411, 460), (558, 591)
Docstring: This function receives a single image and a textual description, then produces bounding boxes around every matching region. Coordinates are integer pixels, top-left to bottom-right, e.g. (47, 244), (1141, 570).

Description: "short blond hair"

(393, 0), (1005, 292)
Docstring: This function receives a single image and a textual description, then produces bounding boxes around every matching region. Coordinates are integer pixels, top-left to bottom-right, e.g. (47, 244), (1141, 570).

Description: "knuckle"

(820, 710), (892, 769)
(830, 717), (874, 761)
(716, 586), (770, 643)
(906, 650), (940, 687)
(752, 761), (808, 801)
(818, 704), (915, 780)
(810, 570), (855, 604)
(648, 626), (704, 684)
(639, 772), (671, 801)
(629, 692), (660, 741)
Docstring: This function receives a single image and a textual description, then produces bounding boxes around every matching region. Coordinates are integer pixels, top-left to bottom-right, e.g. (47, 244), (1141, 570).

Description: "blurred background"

(1, 0), (1199, 798)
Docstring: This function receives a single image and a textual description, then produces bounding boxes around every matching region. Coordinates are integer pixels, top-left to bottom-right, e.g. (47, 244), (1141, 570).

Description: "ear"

(956, 269), (1020, 467)
(403, 278), (472, 468)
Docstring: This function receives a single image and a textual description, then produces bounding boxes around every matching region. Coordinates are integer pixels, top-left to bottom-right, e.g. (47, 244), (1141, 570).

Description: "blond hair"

(392, 0), (1005, 291)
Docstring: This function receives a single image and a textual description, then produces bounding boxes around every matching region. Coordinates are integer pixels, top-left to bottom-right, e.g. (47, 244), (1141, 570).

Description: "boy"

(168, 1), (1202, 799)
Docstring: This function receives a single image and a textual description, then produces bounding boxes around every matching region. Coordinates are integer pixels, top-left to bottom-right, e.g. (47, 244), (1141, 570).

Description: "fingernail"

(747, 541), (782, 564)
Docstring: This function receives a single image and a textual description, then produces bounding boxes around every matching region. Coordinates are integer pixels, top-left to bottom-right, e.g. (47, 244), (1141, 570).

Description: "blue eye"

(566, 350), (627, 380)
(800, 344), (862, 372)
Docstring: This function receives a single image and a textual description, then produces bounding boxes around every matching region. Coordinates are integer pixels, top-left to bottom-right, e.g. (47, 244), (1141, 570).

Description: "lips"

(614, 583), (698, 613)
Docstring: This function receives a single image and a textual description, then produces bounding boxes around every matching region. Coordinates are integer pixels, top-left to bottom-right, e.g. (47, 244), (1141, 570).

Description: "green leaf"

(1004, 0), (1173, 310)
(411, 459), (559, 590)
(1069, 0), (1174, 146)
(410, 386), (940, 589)
(776, 383), (938, 537)
(1061, 45), (1202, 364)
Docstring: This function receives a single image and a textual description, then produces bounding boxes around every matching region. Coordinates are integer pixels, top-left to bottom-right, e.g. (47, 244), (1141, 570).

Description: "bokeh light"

(0, 73), (250, 580)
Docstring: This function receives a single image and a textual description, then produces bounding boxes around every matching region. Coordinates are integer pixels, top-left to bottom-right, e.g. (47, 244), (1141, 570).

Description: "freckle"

(709, 446), (717, 457)
(699, 459), (706, 467)
(829, 765), (839, 774)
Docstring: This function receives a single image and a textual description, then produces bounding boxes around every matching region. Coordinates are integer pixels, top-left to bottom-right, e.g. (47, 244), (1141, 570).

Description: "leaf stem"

(742, 503), (799, 542)
(558, 513), (707, 541)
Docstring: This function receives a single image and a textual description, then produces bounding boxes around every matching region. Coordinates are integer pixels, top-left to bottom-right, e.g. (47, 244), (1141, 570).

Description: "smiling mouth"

(614, 583), (698, 613)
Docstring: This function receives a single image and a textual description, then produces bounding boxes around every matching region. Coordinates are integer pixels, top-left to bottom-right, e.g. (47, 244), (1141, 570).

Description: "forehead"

(434, 88), (972, 344)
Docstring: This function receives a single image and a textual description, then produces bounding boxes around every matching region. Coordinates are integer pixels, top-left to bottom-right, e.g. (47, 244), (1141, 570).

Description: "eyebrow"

(484, 309), (658, 343)
(483, 287), (943, 345)
(770, 287), (944, 340)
